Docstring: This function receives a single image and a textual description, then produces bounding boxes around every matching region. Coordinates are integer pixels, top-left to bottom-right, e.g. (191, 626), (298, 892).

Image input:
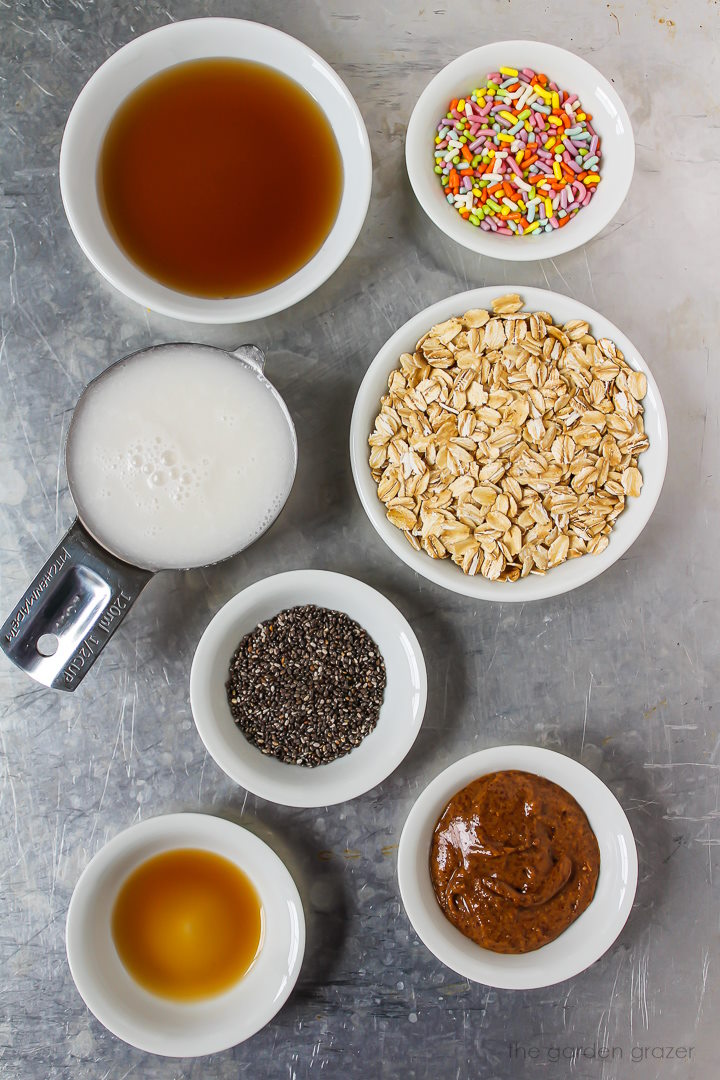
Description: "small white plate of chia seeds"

(190, 570), (427, 807)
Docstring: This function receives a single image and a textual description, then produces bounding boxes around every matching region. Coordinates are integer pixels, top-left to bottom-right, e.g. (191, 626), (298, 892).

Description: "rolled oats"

(368, 295), (651, 581)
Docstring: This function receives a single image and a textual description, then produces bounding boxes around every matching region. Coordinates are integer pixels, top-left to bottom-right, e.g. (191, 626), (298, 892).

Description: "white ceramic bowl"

(398, 745), (637, 989)
(190, 570), (427, 807)
(350, 285), (668, 602)
(406, 40), (634, 260)
(59, 18), (372, 323)
(65, 813), (305, 1056)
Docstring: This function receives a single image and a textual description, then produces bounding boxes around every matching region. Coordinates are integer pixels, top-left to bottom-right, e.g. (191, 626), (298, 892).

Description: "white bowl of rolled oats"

(349, 287), (667, 601)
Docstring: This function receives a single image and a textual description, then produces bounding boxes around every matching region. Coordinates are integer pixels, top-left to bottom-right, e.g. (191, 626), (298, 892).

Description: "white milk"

(66, 345), (296, 569)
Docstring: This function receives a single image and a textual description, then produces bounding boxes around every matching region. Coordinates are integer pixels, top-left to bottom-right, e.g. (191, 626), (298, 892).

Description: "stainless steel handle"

(0, 520), (152, 692)
(1, 343), (267, 692)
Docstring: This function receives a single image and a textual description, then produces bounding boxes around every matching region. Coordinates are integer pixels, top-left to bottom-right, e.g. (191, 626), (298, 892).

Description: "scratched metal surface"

(0, 1), (718, 1077)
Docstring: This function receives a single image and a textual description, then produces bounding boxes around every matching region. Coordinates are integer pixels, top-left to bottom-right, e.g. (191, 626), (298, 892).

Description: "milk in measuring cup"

(66, 346), (295, 569)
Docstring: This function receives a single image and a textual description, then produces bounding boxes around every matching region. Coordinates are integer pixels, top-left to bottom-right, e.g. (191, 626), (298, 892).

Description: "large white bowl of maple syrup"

(60, 18), (372, 323)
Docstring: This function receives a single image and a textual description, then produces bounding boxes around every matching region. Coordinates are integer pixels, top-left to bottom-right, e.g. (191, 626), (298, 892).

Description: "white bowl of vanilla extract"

(60, 18), (372, 323)
(65, 813), (305, 1056)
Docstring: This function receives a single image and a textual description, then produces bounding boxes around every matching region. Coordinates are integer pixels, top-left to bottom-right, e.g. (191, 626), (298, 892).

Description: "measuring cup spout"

(0, 520), (152, 691)
(232, 344), (265, 373)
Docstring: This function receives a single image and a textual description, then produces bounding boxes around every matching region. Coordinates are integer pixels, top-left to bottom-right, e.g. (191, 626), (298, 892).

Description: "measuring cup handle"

(0, 520), (152, 692)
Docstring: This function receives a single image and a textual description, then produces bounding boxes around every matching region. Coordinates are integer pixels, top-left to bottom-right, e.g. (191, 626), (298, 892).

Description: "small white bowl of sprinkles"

(405, 41), (634, 260)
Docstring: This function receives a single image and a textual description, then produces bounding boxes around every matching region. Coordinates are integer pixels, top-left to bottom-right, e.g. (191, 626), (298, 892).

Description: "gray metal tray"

(0, 2), (717, 1078)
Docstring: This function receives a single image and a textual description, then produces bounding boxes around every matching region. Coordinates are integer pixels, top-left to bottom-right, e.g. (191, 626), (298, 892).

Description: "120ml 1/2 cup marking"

(63, 589), (133, 686)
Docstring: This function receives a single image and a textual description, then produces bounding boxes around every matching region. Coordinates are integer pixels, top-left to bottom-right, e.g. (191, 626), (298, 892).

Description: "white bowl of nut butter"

(350, 285), (667, 601)
(397, 745), (638, 989)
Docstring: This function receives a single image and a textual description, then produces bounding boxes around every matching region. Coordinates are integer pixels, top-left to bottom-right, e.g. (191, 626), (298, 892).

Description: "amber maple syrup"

(111, 848), (263, 1001)
(99, 58), (343, 297)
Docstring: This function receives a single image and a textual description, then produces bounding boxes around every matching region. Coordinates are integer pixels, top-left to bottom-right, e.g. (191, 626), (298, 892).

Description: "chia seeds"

(226, 604), (387, 767)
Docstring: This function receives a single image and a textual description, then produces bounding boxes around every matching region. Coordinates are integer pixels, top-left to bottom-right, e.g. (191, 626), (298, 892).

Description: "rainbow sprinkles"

(433, 66), (602, 235)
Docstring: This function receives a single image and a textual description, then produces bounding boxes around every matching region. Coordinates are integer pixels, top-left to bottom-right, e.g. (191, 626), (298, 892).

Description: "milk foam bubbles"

(66, 345), (296, 569)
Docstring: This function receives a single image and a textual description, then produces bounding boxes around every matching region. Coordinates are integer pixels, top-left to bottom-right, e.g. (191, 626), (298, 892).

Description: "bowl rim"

(405, 39), (635, 261)
(59, 17), (372, 323)
(189, 568), (428, 807)
(65, 812), (305, 1056)
(397, 745), (638, 989)
(349, 284), (668, 602)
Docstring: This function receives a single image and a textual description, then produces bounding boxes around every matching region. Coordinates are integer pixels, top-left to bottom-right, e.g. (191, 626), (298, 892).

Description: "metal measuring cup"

(0, 343), (297, 692)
